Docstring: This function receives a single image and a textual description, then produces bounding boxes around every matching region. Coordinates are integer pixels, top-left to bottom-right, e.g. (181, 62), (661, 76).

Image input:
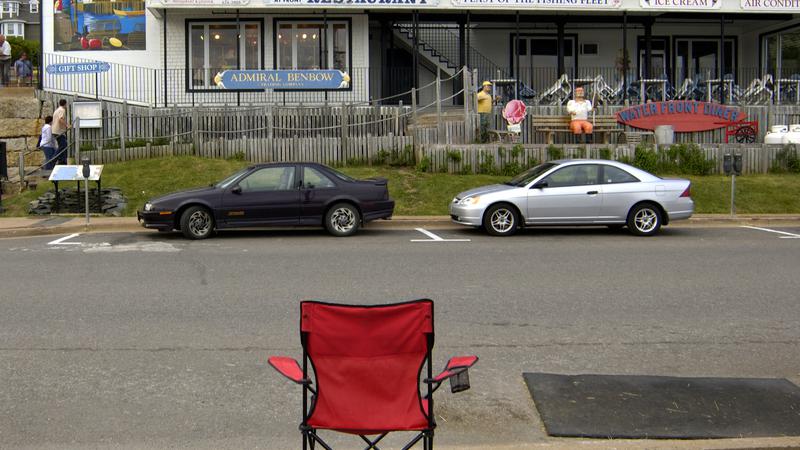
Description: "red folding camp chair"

(268, 299), (478, 450)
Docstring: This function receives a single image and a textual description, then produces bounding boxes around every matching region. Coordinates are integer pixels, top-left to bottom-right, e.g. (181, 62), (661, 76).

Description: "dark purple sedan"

(137, 162), (394, 239)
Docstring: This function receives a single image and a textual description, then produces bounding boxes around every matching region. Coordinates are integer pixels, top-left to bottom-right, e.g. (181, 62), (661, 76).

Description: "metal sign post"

(74, 117), (81, 164)
(723, 153), (743, 217)
(82, 158), (91, 227)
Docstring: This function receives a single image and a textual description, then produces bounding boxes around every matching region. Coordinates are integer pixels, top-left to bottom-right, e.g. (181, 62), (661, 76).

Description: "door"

(597, 164), (644, 222)
(526, 164), (602, 224)
(675, 38), (735, 82)
(221, 165), (300, 226)
(514, 35), (576, 93)
(300, 165), (340, 225)
(637, 37), (670, 79)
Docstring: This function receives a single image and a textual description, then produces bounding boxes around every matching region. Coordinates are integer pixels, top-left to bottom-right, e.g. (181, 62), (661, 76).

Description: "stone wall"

(0, 89), (52, 178)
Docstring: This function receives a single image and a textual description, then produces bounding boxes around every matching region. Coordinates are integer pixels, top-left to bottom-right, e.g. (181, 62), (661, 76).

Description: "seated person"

(566, 86), (593, 139)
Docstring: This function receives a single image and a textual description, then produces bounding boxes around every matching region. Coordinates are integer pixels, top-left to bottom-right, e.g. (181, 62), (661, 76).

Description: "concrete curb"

(438, 437), (800, 449)
(1, 215), (799, 239)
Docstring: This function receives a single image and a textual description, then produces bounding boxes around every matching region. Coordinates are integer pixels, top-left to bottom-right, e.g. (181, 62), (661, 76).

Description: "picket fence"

(420, 143), (795, 175)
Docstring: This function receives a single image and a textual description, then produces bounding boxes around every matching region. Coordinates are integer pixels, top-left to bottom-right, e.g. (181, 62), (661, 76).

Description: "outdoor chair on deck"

(268, 299), (479, 450)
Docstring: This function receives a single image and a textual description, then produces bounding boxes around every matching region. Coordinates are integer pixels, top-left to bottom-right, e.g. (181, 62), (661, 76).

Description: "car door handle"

(586, 190), (599, 195)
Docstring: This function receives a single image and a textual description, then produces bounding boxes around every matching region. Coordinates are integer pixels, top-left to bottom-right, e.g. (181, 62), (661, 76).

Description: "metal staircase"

(393, 24), (511, 82)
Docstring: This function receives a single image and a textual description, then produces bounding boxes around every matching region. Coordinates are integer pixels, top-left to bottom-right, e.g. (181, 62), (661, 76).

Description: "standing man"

(0, 35), (11, 87)
(566, 86), (593, 143)
(476, 81), (496, 143)
(52, 99), (70, 165)
(14, 52), (33, 86)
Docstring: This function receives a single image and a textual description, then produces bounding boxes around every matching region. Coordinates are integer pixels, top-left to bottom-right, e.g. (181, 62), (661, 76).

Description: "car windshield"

(215, 167), (251, 189)
(505, 163), (558, 187)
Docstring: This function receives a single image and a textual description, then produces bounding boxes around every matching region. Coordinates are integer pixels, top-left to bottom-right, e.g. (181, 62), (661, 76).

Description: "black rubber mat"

(523, 373), (800, 438)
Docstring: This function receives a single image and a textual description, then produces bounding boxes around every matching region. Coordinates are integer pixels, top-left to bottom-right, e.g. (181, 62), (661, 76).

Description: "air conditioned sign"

(616, 101), (745, 132)
(214, 70), (350, 90)
(640, 0), (720, 9)
(741, 0), (800, 11)
(452, 0), (621, 8)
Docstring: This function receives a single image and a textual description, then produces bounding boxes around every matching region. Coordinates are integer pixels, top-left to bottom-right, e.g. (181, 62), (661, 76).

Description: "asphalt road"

(1, 225), (799, 449)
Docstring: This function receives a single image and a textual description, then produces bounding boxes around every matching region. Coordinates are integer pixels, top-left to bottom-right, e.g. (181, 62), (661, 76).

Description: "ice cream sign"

(214, 70), (350, 90)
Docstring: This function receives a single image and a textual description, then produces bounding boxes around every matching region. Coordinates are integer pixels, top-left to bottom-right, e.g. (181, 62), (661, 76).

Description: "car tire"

(325, 203), (360, 237)
(484, 204), (519, 236)
(627, 203), (662, 236)
(180, 206), (215, 240)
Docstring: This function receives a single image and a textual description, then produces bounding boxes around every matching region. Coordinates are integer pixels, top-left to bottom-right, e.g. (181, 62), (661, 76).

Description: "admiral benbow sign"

(215, 70), (350, 90)
(616, 101), (745, 132)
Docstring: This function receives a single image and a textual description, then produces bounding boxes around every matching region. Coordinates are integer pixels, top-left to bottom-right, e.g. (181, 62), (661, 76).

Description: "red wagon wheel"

(735, 125), (757, 143)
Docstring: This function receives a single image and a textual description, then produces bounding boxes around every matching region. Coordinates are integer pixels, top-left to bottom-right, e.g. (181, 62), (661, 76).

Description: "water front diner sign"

(46, 62), (111, 75)
(452, 0), (620, 8)
(616, 101), (746, 132)
(640, 0), (720, 9)
(215, 70), (350, 90)
(263, 0), (438, 6)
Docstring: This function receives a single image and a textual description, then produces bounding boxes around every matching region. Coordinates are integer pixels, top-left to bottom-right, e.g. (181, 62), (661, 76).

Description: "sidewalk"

(1, 214), (799, 239)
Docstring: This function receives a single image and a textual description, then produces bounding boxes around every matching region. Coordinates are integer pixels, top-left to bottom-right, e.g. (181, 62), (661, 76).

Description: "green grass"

(2, 156), (799, 216)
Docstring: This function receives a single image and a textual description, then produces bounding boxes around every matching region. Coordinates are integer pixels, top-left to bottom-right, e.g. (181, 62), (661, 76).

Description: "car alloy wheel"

(627, 203), (661, 236)
(325, 203), (360, 237)
(180, 206), (215, 240)
(484, 204), (518, 236)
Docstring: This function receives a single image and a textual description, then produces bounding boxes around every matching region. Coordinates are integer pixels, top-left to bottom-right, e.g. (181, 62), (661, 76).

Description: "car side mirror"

(231, 185), (242, 195)
(532, 181), (548, 189)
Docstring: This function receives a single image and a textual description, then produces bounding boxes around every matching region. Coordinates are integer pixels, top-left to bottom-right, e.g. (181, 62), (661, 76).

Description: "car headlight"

(458, 196), (480, 206)
(144, 202), (154, 211)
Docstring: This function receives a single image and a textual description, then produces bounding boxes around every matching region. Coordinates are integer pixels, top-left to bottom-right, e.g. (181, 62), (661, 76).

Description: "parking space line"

(410, 228), (471, 243)
(47, 233), (82, 245)
(740, 226), (800, 239)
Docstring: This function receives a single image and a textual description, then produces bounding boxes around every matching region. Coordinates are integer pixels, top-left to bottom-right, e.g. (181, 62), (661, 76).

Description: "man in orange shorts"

(566, 86), (593, 142)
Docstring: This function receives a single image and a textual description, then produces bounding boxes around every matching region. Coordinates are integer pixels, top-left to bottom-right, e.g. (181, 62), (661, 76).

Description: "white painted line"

(47, 233), (82, 245)
(410, 228), (471, 243)
(740, 226), (800, 238)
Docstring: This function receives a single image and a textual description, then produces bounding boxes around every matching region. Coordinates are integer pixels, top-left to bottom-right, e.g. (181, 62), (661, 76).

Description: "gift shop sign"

(616, 101), (745, 132)
(640, 0), (720, 9)
(46, 62), (111, 75)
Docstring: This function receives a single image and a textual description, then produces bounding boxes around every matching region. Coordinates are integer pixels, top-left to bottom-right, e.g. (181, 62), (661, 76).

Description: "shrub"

(598, 147), (613, 160)
(459, 163), (473, 175)
(373, 149), (390, 165)
(526, 157), (541, 169)
(632, 145), (659, 173)
(511, 144), (524, 159)
(227, 151), (246, 161)
(673, 143), (714, 175)
(573, 146), (586, 159)
(477, 153), (496, 175)
(416, 156), (431, 173)
(7, 37), (39, 66)
(771, 146), (800, 173)
(546, 145), (564, 161)
(346, 156), (368, 166)
(446, 149), (462, 163)
(501, 161), (523, 176)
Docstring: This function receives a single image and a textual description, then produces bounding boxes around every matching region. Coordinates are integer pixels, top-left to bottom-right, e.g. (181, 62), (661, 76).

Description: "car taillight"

(680, 185), (691, 198)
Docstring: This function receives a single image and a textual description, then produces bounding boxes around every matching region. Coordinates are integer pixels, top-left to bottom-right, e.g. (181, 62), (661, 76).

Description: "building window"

(0, 1), (20, 18)
(29, 0), (37, 13)
(275, 21), (349, 71)
(188, 21), (262, 89)
(763, 27), (800, 78)
(1, 21), (23, 37)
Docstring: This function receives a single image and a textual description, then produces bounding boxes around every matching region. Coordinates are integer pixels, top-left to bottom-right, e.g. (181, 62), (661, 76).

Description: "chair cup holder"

(449, 368), (471, 393)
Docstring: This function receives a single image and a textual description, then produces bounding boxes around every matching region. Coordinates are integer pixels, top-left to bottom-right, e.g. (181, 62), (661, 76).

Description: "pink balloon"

(503, 100), (527, 125)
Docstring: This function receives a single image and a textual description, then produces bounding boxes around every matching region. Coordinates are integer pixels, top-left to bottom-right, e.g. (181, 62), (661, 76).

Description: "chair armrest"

(431, 355), (479, 383)
(268, 356), (310, 385)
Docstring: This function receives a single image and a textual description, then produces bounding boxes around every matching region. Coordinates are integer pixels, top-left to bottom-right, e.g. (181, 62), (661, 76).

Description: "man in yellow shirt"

(476, 81), (496, 142)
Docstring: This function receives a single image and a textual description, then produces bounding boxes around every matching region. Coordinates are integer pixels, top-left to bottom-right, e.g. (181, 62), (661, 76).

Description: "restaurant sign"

(451, 0), (621, 8)
(616, 101), (745, 132)
(214, 70), (350, 90)
(263, 0), (439, 6)
(640, 0), (720, 9)
(741, 0), (800, 11)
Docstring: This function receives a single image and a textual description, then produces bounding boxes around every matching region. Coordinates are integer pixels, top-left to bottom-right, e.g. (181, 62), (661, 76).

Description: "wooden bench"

(531, 115), (623, 144)
(487, 129), (520, 143)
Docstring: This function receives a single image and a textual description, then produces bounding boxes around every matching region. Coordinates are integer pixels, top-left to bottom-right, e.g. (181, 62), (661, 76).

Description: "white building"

(39, 0), (800, 106)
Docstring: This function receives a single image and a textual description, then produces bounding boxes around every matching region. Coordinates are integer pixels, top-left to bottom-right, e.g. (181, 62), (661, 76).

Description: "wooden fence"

(420, 143), (795, 175)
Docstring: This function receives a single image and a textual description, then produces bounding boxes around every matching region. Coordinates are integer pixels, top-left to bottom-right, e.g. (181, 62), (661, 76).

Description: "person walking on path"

(39, 116), (57, 170)
(0, 35), (11, 87)
(14, 52), (33, 86)
(52, 100), (70, 164)
(477, 81), (497, 143)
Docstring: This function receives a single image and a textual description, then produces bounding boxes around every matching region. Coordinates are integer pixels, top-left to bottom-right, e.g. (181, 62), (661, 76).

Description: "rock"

(0, 118), (41, 138)
(0, 95), (42, 119)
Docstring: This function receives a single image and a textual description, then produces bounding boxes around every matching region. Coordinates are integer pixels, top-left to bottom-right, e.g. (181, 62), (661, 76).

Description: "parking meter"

(733, 154), (743, 176)
(82, 157), (91, 179)
(723, 154), (733, 175)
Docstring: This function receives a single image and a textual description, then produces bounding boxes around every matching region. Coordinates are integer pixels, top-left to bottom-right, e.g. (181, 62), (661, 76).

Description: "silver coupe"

(450, 159), (693, 236)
